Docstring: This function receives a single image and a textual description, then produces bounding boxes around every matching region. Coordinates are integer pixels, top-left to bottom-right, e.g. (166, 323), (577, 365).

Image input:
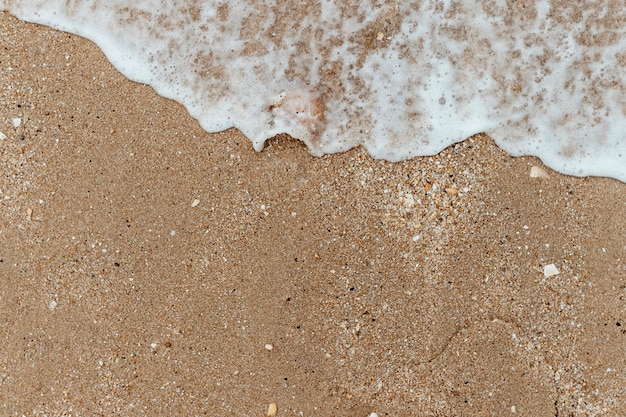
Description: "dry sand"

(1, 12), (625, 416)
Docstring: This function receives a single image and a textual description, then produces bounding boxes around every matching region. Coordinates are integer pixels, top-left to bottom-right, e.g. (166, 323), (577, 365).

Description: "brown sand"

(1, 12), (625, 416)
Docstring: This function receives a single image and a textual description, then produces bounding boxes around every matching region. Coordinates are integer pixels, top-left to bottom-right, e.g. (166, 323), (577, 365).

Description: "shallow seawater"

(2, 0), (625, 181)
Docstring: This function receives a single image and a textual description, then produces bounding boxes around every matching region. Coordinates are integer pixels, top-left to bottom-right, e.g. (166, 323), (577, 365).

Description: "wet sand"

(1, 12), (625, 416)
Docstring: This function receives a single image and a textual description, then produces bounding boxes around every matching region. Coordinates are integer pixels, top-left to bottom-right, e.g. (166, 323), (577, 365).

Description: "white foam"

(2, 0), (625, 181)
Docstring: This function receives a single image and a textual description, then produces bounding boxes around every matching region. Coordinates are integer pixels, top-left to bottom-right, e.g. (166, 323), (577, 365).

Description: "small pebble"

(267, 403), (277, 417)
(543, 264), (559, 278)
(12, 118), (21, 127)
(445, 187), (458, 195)
(264, 344), (274, 351)
(191, 198), (200, 207)
(0, 131), (6, 140)
(530, 166), (550, 179)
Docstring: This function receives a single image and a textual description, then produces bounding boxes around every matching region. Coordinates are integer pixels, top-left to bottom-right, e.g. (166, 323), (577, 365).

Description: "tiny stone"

(48, 300), (57, 310)
(12, 118), (21, 127)
(264, 344), (274, 351)
(530, 166), (550, 178)
(0, 131), (6, 140)
(369, 413), (379, 417)
(543, 263), (559, 278)
(191, 198), (200, 207)
(511, 405), (517, 413)
(445, 187), (458, 195)
(150, 343), (158, 349)
(267, 403), (278, 417)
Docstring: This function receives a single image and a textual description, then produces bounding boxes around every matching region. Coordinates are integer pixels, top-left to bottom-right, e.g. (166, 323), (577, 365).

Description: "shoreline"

(1, 13), (625, 416)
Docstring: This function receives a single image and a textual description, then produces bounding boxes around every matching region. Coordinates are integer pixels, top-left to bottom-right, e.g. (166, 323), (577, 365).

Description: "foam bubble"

(2, 0), (625, 181)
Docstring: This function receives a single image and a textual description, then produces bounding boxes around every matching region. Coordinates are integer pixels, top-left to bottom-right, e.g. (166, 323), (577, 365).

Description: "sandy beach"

(1, 12), (625, 416)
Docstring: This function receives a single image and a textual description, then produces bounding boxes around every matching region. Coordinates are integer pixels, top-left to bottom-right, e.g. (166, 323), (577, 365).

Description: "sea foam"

(2, 0), (625, 181)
